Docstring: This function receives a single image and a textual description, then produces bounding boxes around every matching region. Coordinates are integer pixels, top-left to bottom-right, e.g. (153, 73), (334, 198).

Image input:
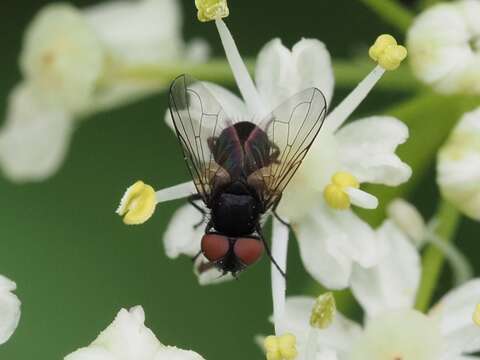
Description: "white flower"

(150, 30), (410, 289)
(1, 0), (207, 183)
(64, 306), (205, 360)
(275, 220), (480, 360)
(0, 275), (21, 345)
(437, 107), (480, 221)
(407, 0), (480, 94)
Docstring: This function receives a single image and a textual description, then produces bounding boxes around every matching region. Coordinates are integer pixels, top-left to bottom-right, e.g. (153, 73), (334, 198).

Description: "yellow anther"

(323, 172), (359, 210)
(264, 333), (298, 360)
(116, 181), (156, 225)
(195, 0), (229, 22)
(473, 304), (480, 326)
(310, 292), (336, 329)
(369, 34), (408, 71)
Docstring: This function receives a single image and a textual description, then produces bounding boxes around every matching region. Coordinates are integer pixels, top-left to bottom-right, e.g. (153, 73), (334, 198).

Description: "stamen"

(324, 34), (407, 133)
(473, 304), (480, 326)
(194, 0), (229, 22)
(271, 218), (289, 335)
(215, 19), (267, 117)
(264, 333), (298, 360)
(155, 181), (196, 203)
(310, 292), (336, 329)
(116, 180), (156, 225)
(323, 65), (385, 133)
(324, 172), (377, 210)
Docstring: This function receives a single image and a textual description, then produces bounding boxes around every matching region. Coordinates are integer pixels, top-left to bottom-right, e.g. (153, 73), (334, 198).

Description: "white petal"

(387, 198), (427, 246)
(336, 116), (412, 186)
(90, 306), (161, 359)
(154, 346), (205, 360)
(350, 309), (442, 360)
(437, 107), (480, 220)
(430, 279), (480, 357)
(20, 3), (104, 112)
(0, 84), (74, 182)
(255, 38), (334, 110)
(85, 0), (183, 64)
(64, 346), (117, 360)
(350, 221), (421, 318)
(193, 255), (234, 286)
(295, 203), (379, 289)
(407, 3), (473, 86)
(280, 297), (362, 356)
(163, 204), (204, 259)
(344, 188), (378, 209)
(0, 275), (21, 345)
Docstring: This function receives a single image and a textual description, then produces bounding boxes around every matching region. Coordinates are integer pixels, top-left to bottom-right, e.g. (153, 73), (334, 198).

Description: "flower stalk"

(358, 0), (414, 33)
(415, 200), (461, 312)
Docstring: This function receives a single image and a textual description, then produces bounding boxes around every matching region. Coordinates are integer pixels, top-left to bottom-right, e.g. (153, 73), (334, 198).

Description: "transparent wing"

(168, 75), (234, 203)
(245, 88), (327, 210)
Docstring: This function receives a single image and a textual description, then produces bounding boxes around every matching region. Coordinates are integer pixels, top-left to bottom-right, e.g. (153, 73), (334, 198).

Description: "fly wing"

(168, 75), (237, 203)
(245, 88), (327, 210)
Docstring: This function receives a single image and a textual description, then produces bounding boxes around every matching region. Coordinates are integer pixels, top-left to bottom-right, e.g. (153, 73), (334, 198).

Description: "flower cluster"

(0, 0), (207, 182)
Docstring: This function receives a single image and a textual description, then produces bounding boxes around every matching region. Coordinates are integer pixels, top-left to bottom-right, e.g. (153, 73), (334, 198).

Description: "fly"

(168, 75), (327, 278)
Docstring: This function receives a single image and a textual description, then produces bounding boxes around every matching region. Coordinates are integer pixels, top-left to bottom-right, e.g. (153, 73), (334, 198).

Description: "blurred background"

(0, 0), (477, 358)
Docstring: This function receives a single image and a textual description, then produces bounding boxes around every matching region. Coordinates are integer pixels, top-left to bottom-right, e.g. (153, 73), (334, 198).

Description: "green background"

(0, 0), (477, 359)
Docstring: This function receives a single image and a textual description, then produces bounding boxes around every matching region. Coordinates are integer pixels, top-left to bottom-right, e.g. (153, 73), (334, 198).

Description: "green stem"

(419, 0), (444, 10)
(415, 201), (461, 312)
(358, 0), (414, 33)
(106, 58), (418, 91)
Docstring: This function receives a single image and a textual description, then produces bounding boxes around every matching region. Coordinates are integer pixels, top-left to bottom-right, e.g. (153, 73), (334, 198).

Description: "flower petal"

(0, 84), (74, 182)
(255, 38), (334, 110)
(430, 279), (480, 357)
(193, 255), (234, 286)
(20, 3), (104, 112)
(163, 204), (204, 259)
(350, 221), (421, 318)
(85, 0), (183, 64)
(64, 346), (117, 360)
(336, 116), (411, 186)
(280, 297), (362, 356)
(0, 275), (21, 345)
(437, 107), (480, 220)
(90, 306), (161, 359)
(407, 3), (472, 87)
(154, 346), (206, 360)
(295, 203), (379, 289)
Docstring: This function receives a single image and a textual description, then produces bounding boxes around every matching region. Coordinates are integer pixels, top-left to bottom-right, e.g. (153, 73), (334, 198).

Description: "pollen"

(323, 172), (359, 210)
(116, 180), (156, 225)
(473, 304), (480, 326)
(264, 333), (298, 360)
(369, 34), (407, 71)
(310, 292), (336, 329)
(195, 0), (229, 22)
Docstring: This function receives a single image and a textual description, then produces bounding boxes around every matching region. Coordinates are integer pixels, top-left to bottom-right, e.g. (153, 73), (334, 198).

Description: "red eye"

(201, 234), (230, 262)
(233, 238), (264, 265)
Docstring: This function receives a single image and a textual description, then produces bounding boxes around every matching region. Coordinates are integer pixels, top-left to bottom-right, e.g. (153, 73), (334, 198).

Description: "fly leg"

(188, 194), (207, 229)
(256, 224), (287, 280)
(271, 195), (293, 232)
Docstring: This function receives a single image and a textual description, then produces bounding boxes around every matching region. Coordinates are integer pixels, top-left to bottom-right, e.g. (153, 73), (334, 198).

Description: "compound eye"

(233, 238), (264, 266)
(201, 234), (230, 262)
